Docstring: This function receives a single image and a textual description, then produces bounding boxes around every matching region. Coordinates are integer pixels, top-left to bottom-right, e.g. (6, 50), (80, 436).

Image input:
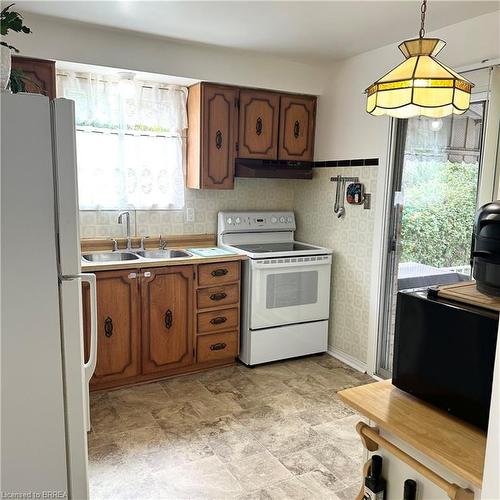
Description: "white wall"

(9, 13), (328, 95)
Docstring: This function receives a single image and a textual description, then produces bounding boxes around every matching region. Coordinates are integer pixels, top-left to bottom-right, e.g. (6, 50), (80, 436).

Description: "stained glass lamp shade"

(366, 38), (474, 118)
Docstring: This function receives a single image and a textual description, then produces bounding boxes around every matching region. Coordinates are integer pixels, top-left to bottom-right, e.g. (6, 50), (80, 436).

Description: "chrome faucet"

(117, 211), (132, 250)
(140, 235), (149, 251)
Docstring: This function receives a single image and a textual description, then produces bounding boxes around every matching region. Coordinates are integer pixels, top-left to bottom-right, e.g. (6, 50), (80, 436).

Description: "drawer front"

(197, 331), (238, 363)
(198, 261), (240, 286)
(197, 284), (239, 310)
(197, 307), (239, 333)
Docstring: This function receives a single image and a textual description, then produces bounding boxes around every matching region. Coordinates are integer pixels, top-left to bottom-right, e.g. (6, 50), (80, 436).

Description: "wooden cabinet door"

(83, 270), (140, 387)
(238, 90), (280, 159)
(142, 266), (194, 374)
(11, 56), (56, 100)
(201, 84), (238, 189)
(278, 95), (316, 161)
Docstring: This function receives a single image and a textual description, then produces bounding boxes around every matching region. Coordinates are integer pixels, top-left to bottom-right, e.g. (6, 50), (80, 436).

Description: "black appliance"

(473, 200), (500, 296)
(393, 288), (498, 430)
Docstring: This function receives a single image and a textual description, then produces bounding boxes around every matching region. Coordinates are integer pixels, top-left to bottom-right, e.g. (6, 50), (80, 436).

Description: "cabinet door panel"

(202, 85), (238, 189)
(278, 95), (316, 161)
(238, 90), (279, 159)
(83, 270), (140, 387)
(142, 266), (194, 374)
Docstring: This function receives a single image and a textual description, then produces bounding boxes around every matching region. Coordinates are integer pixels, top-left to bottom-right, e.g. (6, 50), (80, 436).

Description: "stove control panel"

(218, 211), (296, 233)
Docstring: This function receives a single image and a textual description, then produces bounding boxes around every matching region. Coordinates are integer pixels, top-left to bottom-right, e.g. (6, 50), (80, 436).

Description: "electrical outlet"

(185, 207), (194, 222)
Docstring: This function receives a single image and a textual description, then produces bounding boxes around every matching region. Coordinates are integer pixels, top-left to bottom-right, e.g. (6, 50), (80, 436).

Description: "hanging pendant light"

(365, 0), (473, 118)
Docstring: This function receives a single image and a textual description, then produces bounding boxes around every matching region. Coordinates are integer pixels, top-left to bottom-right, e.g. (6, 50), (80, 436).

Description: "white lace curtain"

(57, 71), (187, 210)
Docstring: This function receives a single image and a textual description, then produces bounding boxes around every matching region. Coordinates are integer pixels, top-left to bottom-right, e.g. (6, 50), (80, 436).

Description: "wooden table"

(338, 380), (486, 494)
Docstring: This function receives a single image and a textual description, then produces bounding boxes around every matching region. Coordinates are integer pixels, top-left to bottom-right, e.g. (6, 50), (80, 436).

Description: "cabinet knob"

(104, 316), (113, 338)
(128, 272), (137, 279)
(210, 292), (227, 301)
(215, 130), (223, 150)
(256, 117), (263, 136)
(210, 342), (227, 351)
(211, 268), (228, 277)
(164, 309), (173, 329)
(143, 271), (151, 278)
(210, 316), (227, 325)
(293, 120), (300, 138)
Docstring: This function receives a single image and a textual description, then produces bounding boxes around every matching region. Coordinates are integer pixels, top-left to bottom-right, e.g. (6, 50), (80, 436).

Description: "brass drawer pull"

(210, 342), (227, 351)
(210, 316), (227, 325)
(104, 316), (113, 338)
(164, 309), (173, 329)
(211, 268), (228, 277)
(210, 292), (227, 301)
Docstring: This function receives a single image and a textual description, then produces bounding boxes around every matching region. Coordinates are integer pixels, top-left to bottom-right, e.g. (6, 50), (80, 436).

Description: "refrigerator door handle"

(61, 273), (98, 382)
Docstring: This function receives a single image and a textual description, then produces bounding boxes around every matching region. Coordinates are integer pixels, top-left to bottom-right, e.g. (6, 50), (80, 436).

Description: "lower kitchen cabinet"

(83, 260), (241, 390)
(141, 266), (194, 375)
(83, 269), (141, 388)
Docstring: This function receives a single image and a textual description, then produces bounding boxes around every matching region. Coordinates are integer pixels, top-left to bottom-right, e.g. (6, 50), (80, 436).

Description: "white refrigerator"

(1, 92), (97, 498)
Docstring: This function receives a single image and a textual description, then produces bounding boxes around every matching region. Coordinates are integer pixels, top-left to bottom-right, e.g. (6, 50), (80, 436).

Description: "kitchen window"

(57, 71), (187, 210)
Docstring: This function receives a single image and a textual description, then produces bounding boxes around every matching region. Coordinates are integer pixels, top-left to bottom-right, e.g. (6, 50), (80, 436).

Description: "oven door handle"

(251, 257), (331, 270)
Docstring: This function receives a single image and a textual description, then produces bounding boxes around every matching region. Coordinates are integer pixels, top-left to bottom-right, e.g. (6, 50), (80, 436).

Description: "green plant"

(1, 3), (31, 52)
(8, 66), (46, 94)
(400, 160), (478, 268)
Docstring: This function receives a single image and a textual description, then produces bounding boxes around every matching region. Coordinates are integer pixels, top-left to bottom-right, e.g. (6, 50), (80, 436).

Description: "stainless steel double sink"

(82, 249), (192, 263)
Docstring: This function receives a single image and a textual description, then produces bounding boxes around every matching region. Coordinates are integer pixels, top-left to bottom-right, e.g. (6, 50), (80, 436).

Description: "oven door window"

(266, 271), (318, 308)
(250, 261), (331, 330)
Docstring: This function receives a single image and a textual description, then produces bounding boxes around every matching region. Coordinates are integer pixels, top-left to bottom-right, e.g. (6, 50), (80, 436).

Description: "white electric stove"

(218, 211), (332, 366)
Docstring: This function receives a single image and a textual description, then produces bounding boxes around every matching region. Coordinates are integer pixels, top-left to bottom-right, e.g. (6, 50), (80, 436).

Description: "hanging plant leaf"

(0, 3), (32, 52)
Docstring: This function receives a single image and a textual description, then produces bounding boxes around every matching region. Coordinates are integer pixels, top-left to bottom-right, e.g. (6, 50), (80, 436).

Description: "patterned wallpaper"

(293, 167), (378, 365)
(79, 178), (295, 238)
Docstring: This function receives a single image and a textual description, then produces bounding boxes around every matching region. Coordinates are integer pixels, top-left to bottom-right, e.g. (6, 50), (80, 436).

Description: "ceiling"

(17, 1), (499, 62)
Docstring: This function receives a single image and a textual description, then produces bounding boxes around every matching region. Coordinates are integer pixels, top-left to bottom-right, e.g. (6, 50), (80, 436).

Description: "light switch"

(185, 207), (194, 222)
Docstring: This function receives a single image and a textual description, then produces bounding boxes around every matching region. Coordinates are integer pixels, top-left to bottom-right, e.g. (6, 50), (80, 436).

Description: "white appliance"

(1, 93), (97, 498)
(218, 211), (332, 365)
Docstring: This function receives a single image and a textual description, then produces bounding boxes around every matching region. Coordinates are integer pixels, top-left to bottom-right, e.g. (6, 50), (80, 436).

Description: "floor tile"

(227, 451), (293, 491)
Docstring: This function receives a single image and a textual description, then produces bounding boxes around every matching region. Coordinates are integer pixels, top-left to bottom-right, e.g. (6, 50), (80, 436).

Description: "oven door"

(249, 255), (332, 330)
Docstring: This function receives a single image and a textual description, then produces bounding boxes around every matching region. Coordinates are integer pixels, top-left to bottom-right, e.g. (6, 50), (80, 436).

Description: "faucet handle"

(159, 235), (167, 250)
(140, 235), (150, 251)
(110, 238), (119, 252)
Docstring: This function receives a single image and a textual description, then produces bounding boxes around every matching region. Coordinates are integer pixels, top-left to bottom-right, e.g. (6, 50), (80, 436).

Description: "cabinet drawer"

(197, 284), (239, 310)
(197, 307), (239, 333)
(197, 331), (238, 364)
(198, 261), (240, 286)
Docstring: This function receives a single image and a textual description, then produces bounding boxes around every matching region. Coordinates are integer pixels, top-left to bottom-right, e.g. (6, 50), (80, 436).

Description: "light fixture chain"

(419, 0), (428, 38)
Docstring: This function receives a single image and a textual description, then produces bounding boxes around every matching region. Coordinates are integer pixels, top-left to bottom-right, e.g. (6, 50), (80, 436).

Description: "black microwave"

(393, 288), (498, 431)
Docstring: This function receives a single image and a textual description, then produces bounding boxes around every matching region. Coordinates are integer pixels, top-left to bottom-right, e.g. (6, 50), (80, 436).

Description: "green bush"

(400, 160), (478, 268)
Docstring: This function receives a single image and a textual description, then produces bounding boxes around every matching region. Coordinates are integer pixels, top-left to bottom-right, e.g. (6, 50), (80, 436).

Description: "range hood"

(235, 158), (313, 180)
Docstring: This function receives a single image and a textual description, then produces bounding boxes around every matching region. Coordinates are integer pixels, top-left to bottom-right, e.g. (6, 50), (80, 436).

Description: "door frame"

(368, 67), (497, 377)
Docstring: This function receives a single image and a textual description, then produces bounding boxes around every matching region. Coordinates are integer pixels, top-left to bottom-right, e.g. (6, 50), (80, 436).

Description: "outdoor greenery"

(400, 159), (478, 269)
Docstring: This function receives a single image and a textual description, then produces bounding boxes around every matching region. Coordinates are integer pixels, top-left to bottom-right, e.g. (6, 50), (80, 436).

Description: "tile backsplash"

(79, 178), (295, 239)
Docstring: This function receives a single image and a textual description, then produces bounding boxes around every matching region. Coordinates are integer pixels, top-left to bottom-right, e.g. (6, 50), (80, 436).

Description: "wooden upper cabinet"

(83, 270), (141, 387)
(141, 266), (194, 374)
(238, 90), (280, 160)
(11, 56), (56, 100)
(187, 83), (238, 189)
(278, 95), (316, 161)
